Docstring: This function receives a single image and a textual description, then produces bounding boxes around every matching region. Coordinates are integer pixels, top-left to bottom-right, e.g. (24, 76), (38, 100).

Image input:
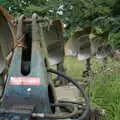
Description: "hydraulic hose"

(32, 102), (78, 119)
(0, 69), (89, 119)
(47, 69), (90, 120)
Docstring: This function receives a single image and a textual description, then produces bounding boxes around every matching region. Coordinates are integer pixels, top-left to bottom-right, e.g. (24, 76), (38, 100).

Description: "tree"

(1, 0), (120, 48)
(1, 0), (31, 16)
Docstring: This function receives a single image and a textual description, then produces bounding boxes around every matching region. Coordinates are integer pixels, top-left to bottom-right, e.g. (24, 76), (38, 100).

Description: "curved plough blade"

(0, 9), (14, 73)
(96, 44), (114, 59)
(43, 20), (64, 65)
(65, 27), (91, 60)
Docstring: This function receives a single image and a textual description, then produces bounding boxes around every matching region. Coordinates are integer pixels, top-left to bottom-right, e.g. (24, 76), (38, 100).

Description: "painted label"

(9, 77), (41, 86)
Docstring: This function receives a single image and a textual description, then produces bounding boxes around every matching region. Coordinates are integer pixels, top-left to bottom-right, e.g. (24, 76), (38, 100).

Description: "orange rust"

(0, 6), (17, 46)
(0, 6), (14, 21)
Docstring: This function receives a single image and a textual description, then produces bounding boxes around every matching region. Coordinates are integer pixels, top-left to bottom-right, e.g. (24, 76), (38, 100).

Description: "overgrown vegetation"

(90, 59), (120, 120)
(64, 57), (120, 120)
(0, 1), (120, 119)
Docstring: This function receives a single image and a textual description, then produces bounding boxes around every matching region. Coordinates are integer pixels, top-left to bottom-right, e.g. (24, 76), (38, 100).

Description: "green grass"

(63, 56), (120, 120)
(64, 56), (86, 79)
(90, 60), (120, 120)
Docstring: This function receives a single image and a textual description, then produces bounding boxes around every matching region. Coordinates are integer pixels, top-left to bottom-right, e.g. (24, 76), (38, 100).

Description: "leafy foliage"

(1, 0), (31, 16)
(109, 29), (120, 49)
(1, 0), (120, 47)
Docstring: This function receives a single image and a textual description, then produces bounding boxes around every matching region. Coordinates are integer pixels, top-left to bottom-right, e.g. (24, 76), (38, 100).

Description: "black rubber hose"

(32, 102), (79, 119)
(47, 69), (90, 120)
(2, 69), (89, 119)
(0, 103), (77, 119)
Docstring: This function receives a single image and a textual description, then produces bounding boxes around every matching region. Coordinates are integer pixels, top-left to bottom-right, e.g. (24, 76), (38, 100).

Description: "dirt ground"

(55, 84), (79, 101)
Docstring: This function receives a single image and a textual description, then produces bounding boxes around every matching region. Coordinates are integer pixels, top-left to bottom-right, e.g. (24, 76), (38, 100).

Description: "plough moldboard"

(0, 7), (90, 120)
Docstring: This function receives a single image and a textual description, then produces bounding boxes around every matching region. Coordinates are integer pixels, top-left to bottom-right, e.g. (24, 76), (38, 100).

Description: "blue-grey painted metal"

(0, 14), (53, 120)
